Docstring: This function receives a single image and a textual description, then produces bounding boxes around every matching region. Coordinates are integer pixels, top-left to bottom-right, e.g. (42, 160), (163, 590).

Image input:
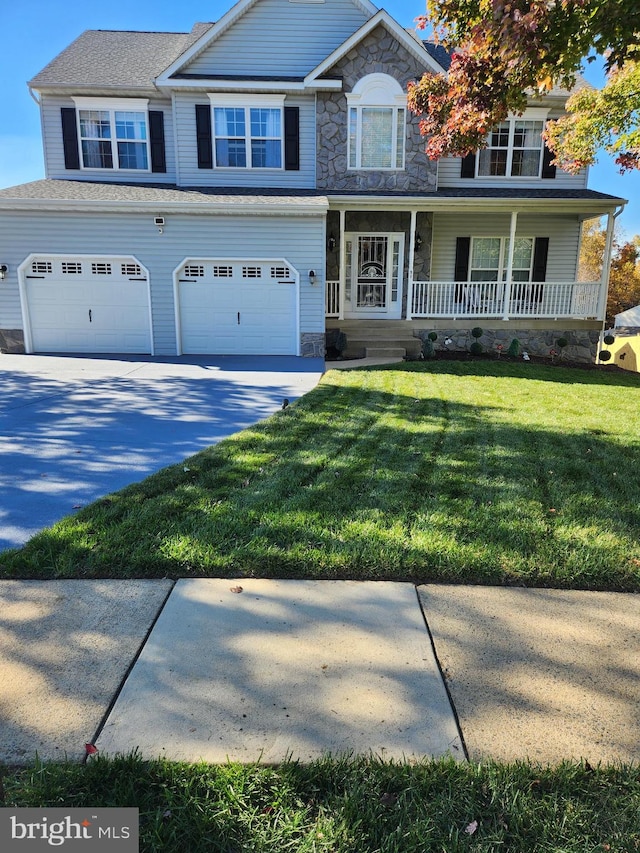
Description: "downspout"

(598, 205), (625, 323)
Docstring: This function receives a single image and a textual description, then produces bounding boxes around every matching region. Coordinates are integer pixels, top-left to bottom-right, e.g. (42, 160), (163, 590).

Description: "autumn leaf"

(230, 586), (243, 594)
(465, 820), (478, 835)
(85, 743), (98, 755)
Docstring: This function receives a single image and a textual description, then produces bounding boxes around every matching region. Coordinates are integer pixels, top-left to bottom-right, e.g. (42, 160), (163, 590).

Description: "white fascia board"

(327, 195), (623, 215)
(305, 9), (444, 86)
(160, 79), (307, 92)
(0, 198), (329, 216)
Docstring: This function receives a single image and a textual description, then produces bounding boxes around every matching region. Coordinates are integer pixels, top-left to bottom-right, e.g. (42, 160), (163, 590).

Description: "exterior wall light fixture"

(309, 269), (317, 285)
(0, 265), (7, 280)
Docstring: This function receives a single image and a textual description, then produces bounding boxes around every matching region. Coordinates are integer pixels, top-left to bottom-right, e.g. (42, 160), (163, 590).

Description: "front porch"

(325, 317), (604, 362)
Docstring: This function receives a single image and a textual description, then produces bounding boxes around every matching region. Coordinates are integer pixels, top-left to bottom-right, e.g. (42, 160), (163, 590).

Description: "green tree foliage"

(579, 219), (640, 320)
(408, 0), (640, 170)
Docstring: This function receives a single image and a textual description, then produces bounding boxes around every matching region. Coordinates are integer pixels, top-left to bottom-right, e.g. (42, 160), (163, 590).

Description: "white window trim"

(207, 94), (285, 171)
(72, 97), (151, 173)
(346, 74), (406, 171)
(476, 108), (549, 180)
(469, 236), (534, 281)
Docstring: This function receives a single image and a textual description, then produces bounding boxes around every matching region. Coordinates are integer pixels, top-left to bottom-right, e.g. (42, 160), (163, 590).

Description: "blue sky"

(1, 0), (638, 236)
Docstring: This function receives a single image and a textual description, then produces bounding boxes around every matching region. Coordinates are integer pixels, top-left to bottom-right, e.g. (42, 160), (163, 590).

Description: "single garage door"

(22, 255), (152, 354)
(178, 259), (298, 355)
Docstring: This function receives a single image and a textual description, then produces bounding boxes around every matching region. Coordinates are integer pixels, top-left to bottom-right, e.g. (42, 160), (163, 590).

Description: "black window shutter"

(454, 237), (471, 302)
(61, 107), (80, 170)
(149, 110), (166, 173)
(532, 237), (549, 281)
(541, 144), (556, 179)
(195, 104), (213, 169)
(284, 106), (300, 171)
(460, 153), (476, 178)
(455, 237), (471, 280)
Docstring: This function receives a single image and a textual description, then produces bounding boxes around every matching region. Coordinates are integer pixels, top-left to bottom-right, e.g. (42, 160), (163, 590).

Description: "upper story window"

(72, 98), (150, 171)
(209, 95), (284, 169)
(477, 112), (547, 178)
(347, 74), (406, 171)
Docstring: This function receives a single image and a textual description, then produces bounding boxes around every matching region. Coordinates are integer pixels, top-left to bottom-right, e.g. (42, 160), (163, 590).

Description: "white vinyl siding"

(175, 93), (316, 188)
(0, 209), (324, 356)
(430, 213), (582, 282)
(40, 95), (176, 183)
(182, 0), (369, 77)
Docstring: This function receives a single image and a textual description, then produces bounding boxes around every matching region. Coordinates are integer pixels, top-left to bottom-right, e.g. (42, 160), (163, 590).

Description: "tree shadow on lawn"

(383, 357), (640, 387)
(3, 369), (638, 590)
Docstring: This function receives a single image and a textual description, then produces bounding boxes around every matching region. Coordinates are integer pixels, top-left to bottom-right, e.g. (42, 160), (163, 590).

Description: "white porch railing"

(325, 280), (601, 320)
(411, 281), (601, 319)
(326, 280), (340, 317)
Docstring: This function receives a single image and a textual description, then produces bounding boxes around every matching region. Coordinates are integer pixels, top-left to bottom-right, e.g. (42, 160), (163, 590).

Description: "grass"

(1, 360), (639, 589)
(3, 360), (640, 850)
(3, 754), (640, 852)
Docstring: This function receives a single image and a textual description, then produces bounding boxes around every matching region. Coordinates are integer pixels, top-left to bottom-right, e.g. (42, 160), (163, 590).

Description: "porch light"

(309, 269), (317, 285)
(415, 232), (423, 251)
(327, 233), (337, 252)
(0, 265), (7, 280)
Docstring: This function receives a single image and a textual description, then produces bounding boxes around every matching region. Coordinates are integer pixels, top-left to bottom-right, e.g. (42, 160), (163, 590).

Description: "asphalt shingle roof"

(0, 180), (624, 206)
(28, 29), (202, 89)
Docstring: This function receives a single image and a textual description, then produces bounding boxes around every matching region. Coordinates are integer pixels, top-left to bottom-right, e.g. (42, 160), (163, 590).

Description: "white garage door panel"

(25, 258), (152, 354)
(179, 261), (298, 355)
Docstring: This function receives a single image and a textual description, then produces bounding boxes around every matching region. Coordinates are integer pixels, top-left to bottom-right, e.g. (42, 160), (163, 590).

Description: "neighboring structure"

(614, 305), (640, 327)
(0, 0), (626, 361)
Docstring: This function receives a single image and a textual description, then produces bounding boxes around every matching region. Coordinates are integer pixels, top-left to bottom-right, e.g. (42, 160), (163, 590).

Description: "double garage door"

(22, 255), (299, 356)
(23, 256), (152, 354)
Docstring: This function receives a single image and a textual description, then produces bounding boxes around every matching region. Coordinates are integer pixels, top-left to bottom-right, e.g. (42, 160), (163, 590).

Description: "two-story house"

(0, 0), (626, 362)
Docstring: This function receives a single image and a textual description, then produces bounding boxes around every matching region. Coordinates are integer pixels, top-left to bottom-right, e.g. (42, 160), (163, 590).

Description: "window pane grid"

(348, 106), (405, 171)
(477, 118), (543, 178)
(214, 105), (281, 169)
(78, 108), (148, 171)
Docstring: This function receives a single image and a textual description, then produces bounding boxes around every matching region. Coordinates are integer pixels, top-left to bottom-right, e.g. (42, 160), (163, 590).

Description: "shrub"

(471, 327), (483, 339)
(470, 341), (483, 356)
(598, 350), (612, 362)
(507, 338), (521, 357)
(422, 338), (436, 359)
(556, 337), (569, 349)
(428, 331), (438, 342)
(603, 333), (615, 345)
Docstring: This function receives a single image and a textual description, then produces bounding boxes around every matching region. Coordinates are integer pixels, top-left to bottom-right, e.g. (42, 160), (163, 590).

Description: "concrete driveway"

(0, 354), (323, 551)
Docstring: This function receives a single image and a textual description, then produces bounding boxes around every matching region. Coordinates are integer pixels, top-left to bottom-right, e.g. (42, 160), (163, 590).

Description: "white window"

(209, 95), (284, 169)
(470, 238), (533, 282)
(73, 98), (150, 171)
(477, 114), (546, 178)
(347, 74), (406, 170)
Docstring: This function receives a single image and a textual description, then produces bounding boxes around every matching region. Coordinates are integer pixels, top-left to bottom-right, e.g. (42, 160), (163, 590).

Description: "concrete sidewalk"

(0, 580), (638, 766)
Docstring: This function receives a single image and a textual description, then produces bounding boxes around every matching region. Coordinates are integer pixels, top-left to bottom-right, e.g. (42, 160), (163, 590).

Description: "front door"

(345, 233), (404, 319)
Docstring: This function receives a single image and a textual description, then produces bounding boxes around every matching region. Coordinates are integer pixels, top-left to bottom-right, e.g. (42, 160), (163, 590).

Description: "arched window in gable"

(346, 74), (406, 171)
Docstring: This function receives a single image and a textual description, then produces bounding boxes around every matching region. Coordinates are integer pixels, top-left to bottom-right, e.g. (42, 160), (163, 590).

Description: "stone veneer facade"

(316, 26), (437, 193)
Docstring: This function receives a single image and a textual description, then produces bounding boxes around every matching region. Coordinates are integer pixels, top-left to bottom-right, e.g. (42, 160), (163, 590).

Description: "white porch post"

(502, 211), (518, 320)
(598, 209), (618, 321)
(338, 209), (346, 320)
(406, 209), (417, 320)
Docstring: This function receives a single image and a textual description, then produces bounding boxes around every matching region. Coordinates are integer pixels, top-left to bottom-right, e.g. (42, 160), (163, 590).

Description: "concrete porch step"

(365, 347), (408, 358)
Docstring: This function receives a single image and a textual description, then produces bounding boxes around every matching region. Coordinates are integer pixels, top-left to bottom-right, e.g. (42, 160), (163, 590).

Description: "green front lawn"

(4, 755), (640, 853)
(1, 360), (639, 588)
